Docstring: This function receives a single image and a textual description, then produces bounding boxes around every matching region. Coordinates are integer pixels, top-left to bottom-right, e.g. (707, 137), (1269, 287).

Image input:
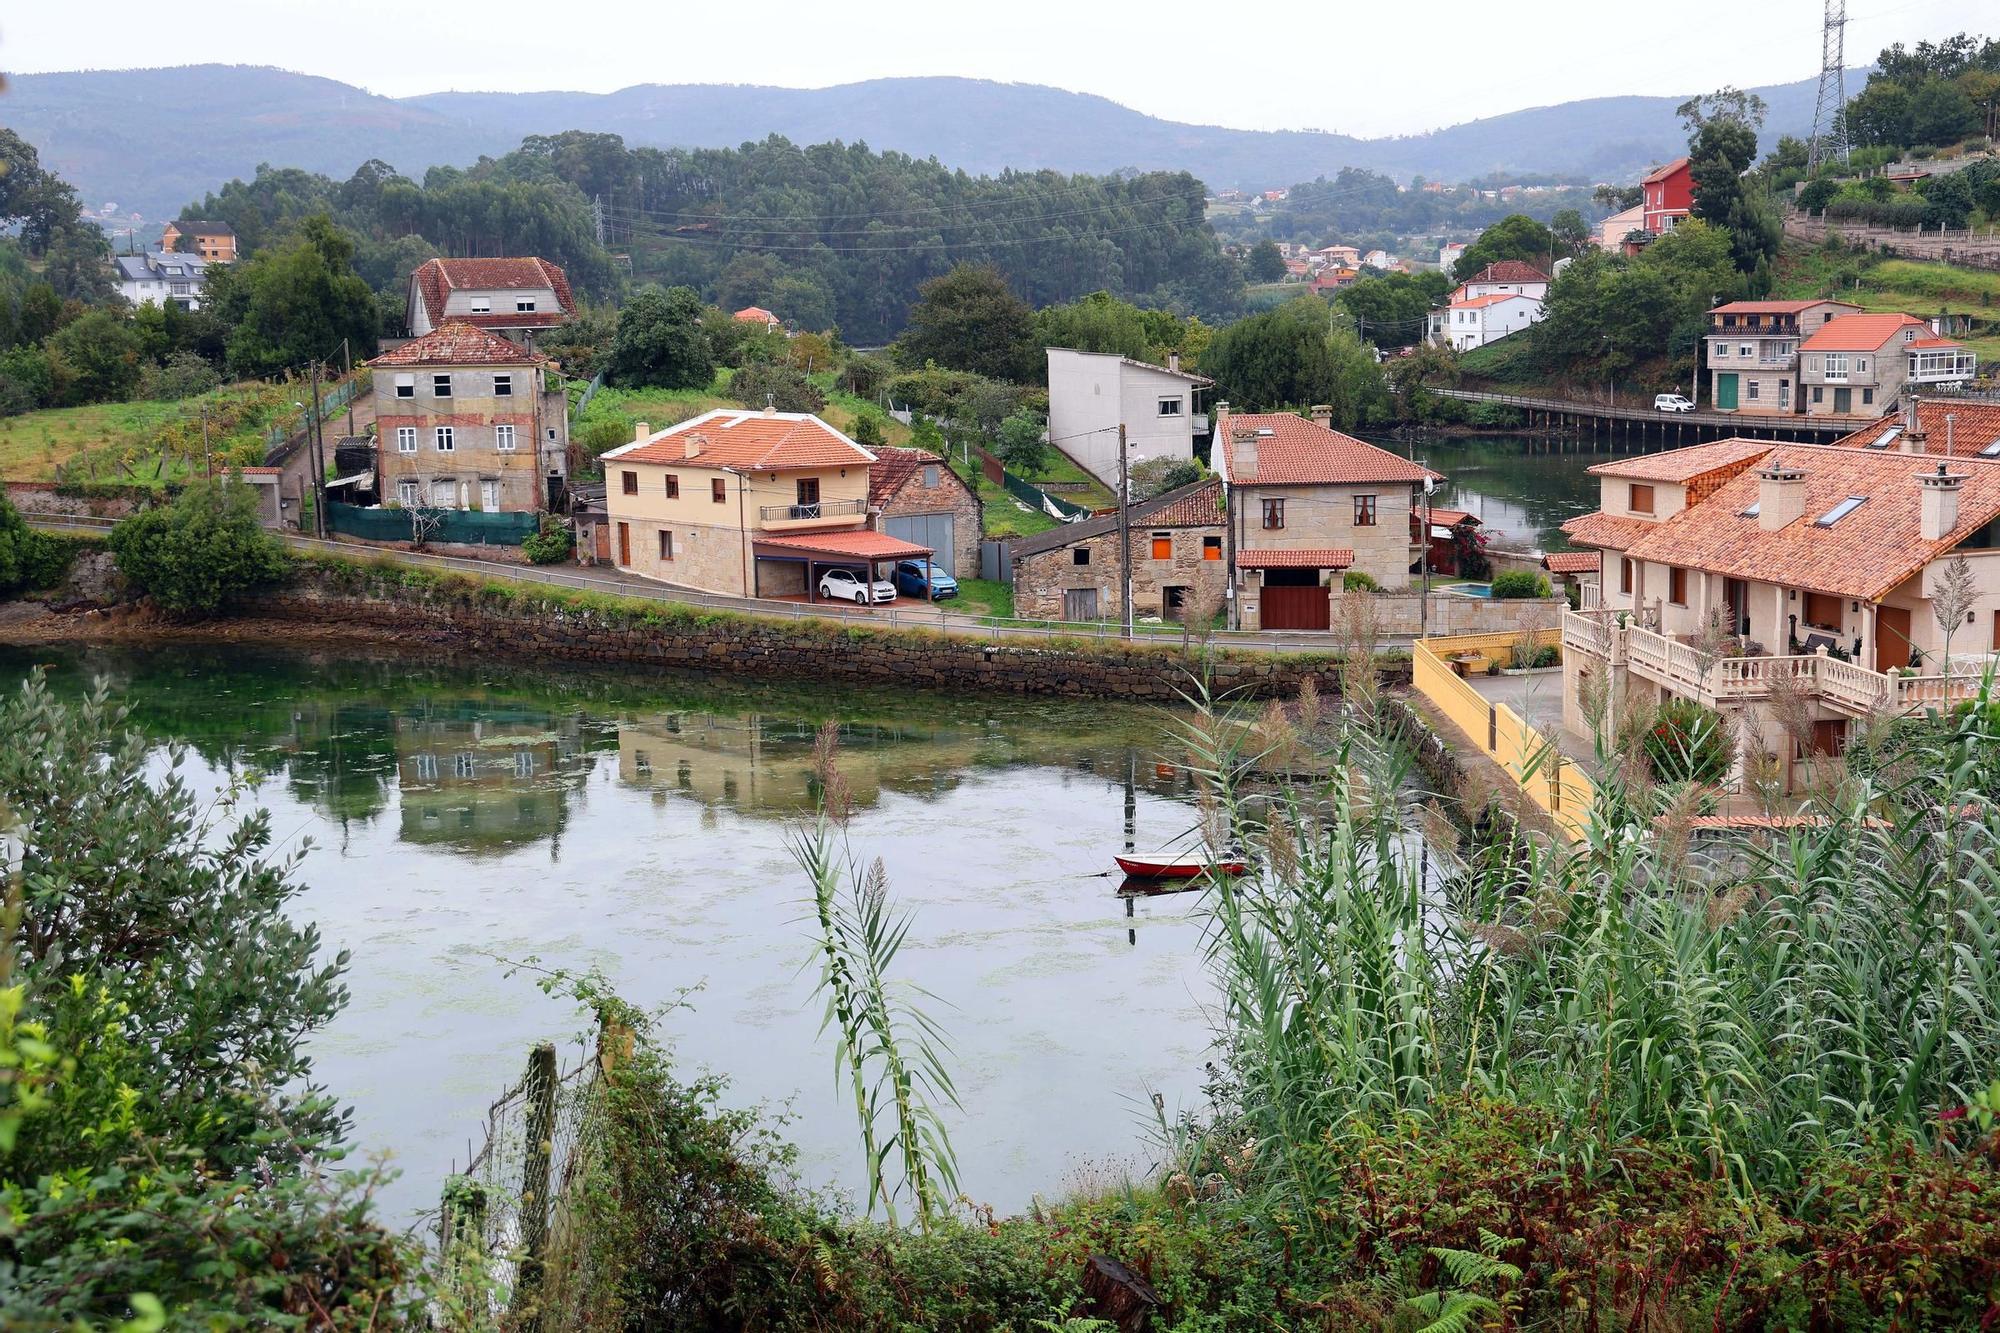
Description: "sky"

(0, 0), (1976, 137)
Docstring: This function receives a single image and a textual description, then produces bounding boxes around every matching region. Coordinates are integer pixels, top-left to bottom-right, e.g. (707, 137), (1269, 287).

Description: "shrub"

(521, 517), (576, 565)
(107, 478), (288, 615)
(140, 350), (223, 401)
(850, 410), (887, 447)
(1343, 570), (1380, 592)
(1642, 695), (1736, 784)
(1488, 570), (1550, 599)
(0, 494), (76, 595)
(730, 361), (827, 414)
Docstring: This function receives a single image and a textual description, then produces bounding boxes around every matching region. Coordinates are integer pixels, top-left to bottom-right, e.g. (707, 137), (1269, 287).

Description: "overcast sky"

(1, 0), (1974, 137)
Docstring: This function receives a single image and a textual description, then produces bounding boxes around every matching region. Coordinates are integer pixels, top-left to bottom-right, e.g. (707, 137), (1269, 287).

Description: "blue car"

(891, 559), (958, 601)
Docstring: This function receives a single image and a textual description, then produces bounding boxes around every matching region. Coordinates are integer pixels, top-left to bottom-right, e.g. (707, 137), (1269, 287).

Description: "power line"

(598, 187), (1206, 240)
(604, 210), (1218, 256)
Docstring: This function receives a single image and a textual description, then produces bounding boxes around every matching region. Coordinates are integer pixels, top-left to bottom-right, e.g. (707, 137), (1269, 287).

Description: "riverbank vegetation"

(7, 642), (2000, 1327)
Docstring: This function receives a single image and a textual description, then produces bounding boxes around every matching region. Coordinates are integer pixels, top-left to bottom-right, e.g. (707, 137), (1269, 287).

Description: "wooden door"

(1833, 387), (1852, 414)
(1261, 586), (1332, 631)
(1875, 604), (1911, 673)
(1063, 588), (1099, 621)
(616, 522), (631, 566)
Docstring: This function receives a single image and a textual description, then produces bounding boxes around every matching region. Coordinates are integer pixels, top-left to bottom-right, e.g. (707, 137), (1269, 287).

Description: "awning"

(753, 529), (932, 563)
(324, 471), (375, 490)
(1237, 548), (1354, 570)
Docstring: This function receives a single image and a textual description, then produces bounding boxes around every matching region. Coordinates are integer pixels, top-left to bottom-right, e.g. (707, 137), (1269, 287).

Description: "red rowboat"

(1114, 853), (1247, 880)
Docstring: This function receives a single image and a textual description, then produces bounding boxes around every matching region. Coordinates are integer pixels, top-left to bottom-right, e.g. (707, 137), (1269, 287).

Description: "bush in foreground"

(521, 516), (576, 565)
(0, 496), (75, 596)
(107, 477), (287, 615)
(1488, 569), (1550, 599)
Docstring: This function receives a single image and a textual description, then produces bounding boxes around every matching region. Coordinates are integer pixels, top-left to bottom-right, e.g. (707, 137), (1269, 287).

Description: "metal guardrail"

(757, 498), (866, 522)
(22, 515), (1369, 653)
(1429, 387), (1866, 435)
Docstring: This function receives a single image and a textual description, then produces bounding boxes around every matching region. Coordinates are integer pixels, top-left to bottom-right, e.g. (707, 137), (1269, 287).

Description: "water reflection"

(1375, 433), (1615, 552)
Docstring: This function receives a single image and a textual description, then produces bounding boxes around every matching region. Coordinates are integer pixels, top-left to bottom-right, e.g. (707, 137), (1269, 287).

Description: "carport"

(753, 529), (935, 604)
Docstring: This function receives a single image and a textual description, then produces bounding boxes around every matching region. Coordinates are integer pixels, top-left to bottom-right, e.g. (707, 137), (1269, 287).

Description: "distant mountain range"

(5, 64), (1845, 225)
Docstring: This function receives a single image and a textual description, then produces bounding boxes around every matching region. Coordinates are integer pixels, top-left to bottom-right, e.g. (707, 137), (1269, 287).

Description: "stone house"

(1704, 299), (1860, 414)
(868, 447), (982, 577)
(160, 219), (237, 263)
(1558, 402), (2000, 791)
(600, 408), (934, 599)
(1011, 480), (1224, 622)
(366, 323), (571, 513)
(405, 257), (574, 344)
(1798, 312), (1976, 417)
(1216, 406), (1442, 629)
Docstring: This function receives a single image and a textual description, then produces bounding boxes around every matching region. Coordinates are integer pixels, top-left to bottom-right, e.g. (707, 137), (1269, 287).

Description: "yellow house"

(600, 408), (933, 599)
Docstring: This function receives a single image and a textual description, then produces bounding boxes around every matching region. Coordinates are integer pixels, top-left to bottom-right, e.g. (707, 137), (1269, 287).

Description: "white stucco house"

(113, 251), (209, 310)
(1435, 292), (1542, 351)
(1045, 348), (1213, 490)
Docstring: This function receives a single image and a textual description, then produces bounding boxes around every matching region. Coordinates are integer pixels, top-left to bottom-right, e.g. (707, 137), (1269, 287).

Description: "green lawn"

(1772, 248), (2000, 363)
(952, 578), (1013, 619)
(1016, 447), (1116, 510)
(947, 455), (1059, 538)
(0, 386), (292, 485)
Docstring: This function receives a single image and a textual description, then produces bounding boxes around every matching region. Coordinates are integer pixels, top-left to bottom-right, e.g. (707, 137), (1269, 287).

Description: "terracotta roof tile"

(1543, 551), (1601, 574)
(1454, 291), (1539, 310)
(411, 257), (573, 330)
(1798, 312), (1928, 353)
(604, 409), (874, 473)
(1837, 402), (2000, 457)
(366, 322), (548, 367)
(1641, 156), (1689, 184)
(1587, 437), (1775, 482)
(755, 530), (931, 560)
(1427, 507), (1477, 526)
(1464, 260), (1549, 285)
(1710, 299), (1860, 316)
(1560, 512), (1660, 550)
(1238, 548), (1354, 569)
(1906, 337), (1964, 349)
(1148, 479), (1224, 525)
(1008, 479), (1219, 559)
(1217, 412), (1442, 486)
(865, 446), (973, 507)
(1621, 444), (2000, 601)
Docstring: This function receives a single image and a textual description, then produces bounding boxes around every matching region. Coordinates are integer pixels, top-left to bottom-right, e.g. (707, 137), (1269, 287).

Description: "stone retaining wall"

(4, 482), (146, 519)
(252, 568), (1407, 702)
(1368, 592), (1566, 636)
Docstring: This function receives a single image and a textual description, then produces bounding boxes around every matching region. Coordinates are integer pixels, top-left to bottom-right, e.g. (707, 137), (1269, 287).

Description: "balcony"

(1562, 610), (1978, 718)
(1908, 350), (1978, 384)
(757, 496), (868, 532)
(1710, 317), (1801, 337)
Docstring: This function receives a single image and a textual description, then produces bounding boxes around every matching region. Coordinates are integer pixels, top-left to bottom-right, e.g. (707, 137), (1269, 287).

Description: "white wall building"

(1045, 348), (1213, 490)
(112, 251), (208, 310)
(1439, 292), (1543, 351)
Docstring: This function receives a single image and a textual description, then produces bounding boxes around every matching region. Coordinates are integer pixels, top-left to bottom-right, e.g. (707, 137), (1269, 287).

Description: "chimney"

(634, 420), (651, 443)
(683, 432), (705, 460)
(1899, 393), (1927, 454)
(1309, 404), (1333, 429)
(1231, 427), (1260, 482)
(762, 395), (777, 417)
(1168, 351), (1181, 373)
(1919, 460), (1967, 541)
(1756, 460), (1808, 531)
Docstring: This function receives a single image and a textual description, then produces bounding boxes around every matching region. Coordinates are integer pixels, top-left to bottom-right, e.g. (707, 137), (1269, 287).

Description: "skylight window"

(1981, 436), (2000, 458)
(1868, 426), (1901, 450)
(1740, 501), (1760, 517)
(1813, 495), (1867, 527)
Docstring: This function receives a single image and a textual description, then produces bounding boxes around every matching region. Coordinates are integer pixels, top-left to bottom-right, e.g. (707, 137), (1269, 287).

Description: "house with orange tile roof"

(1214, 405), (1443, 628)
(1704, 299), (1861, 414)
(599, 408), (939, 601)
(1797, 312), (1975, 417)
(866, 446), (982, 577)
(404, 257), (573, 343)
(365, 323), (571, 515)
(732, 306), (782, 328)
(1556, 406), (2000, 791)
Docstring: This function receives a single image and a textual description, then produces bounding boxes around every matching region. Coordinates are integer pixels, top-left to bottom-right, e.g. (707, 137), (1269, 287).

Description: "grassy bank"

(1773, 244), (2000, 363)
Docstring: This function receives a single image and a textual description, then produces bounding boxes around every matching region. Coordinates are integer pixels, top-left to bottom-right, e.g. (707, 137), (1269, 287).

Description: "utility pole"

(1117, 422), (1133, 639)
(308, 361), (328, 539)
(1419, 469), (1433, 637)
(342, 337), (356, 436)
(200, 402), (212, 478)
(592, 195), (606, 247)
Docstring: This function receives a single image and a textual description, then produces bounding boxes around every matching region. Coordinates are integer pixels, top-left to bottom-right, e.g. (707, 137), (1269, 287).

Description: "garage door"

(883, 513), (956, 575)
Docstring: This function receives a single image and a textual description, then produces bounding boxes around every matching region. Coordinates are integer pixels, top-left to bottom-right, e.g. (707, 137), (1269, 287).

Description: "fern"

(1404, 1290), (1500, 1333)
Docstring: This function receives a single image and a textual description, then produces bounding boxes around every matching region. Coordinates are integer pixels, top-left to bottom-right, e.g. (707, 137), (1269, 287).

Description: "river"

(1372, 433), (1615, 554)
(6, 644), (1235, 1222)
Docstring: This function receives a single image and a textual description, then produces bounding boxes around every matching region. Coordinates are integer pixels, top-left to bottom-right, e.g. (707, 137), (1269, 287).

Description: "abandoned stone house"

(1011, 480), (1225, 622)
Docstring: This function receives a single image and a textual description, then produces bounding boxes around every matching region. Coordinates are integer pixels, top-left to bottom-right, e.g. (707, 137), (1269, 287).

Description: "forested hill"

(9, 65), (1841, 222)
(178, 135), (1237, 343)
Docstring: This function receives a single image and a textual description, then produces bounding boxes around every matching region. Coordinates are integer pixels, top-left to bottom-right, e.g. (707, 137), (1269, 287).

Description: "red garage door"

(1261, 586), (1330, 630)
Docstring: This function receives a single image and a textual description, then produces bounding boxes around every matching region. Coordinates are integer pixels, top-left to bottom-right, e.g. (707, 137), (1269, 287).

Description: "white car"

(818, 568), (897, 604)
(1653, 393), (1696, 413)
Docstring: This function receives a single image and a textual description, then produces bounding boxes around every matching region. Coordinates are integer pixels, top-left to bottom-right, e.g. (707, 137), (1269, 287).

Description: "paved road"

(25, 515), (1389, 655)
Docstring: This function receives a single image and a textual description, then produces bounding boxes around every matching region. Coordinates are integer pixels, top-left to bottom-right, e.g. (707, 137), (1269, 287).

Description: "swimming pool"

(1441, 582), (1494, 599)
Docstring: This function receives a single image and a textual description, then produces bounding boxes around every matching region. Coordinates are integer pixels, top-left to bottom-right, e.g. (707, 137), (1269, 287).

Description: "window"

(434, 426), (455, 452)
(1620, 557), (1633, 594)
(514, 751), (535, 779)
(432, 374), (452, 398)
(1072, 547), (1091, 566)
(493, 373), (512, 397)
(1980, 436), (2000, 459)
(1353, 494), (1378, 526)
(1870, 426), (1902, 450)
(516, 298), (537, 312)
(397, 479), (420, 506)
(396, 427), (417, 454)
(455, 753), (476, 779)
(1740, 500), (1761, 517)
(470, 297), (492, 313)
(1739, 344), (1753, 358)
(1668, 566), (1687, 605)
(1855, 357), (1868, 373)
(711, 478), (726, 503)
(1812, 386), (1824, 403)
(621, 471), (638, 495)
(1813, 495), (1867, 527)
(665, 474), (679, 499)
(1261, 498), (1285, 530)
(1862, 388), (1874, 406)
(1747, 380), (1760, 401)
(658, 529), (674, 560)
(414, 752), (437, 781)
(1151, 532), (1173, 560)
(796, 477), (821, 508)
(1823, 354), (1849, 380)
(1202, 535), (1222, 561)
(1805, 592), (1842, 629)
(1628, 483), (1655, 514)
(480, 479), (499, 510)
(395, 374), (415, 398)
(1714, 343), (1730, 358)
(1157, 398), (1184, 417)
(495, 424), (516, 452)
(923, 466), (939, 488)
(431, 479), (456, 506)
